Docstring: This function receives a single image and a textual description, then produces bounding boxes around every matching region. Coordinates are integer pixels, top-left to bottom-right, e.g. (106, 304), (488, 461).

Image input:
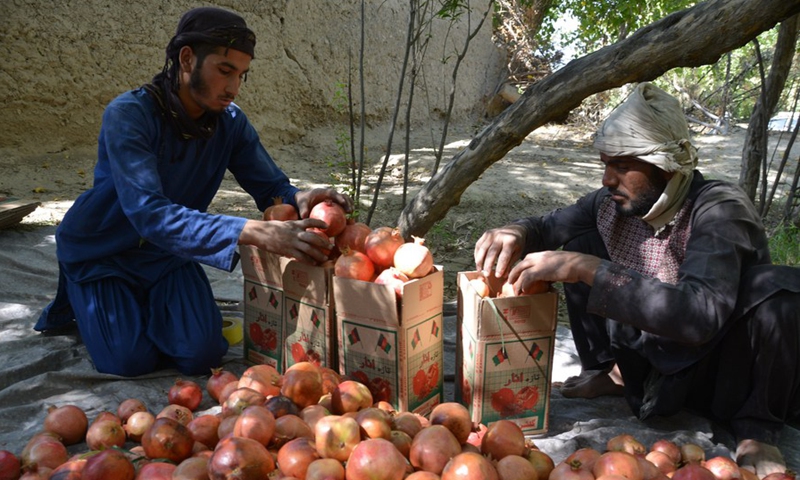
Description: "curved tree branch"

(397, 0), (800, 238)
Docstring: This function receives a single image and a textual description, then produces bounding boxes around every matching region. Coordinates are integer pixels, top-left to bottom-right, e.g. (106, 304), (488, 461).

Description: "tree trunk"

(738, 14), (800, 202)
(397, 0), (800, 238)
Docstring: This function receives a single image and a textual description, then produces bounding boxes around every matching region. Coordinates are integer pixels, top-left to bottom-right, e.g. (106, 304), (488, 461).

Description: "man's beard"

(189, 68), (227, 116)
(614, 170), (668, 217)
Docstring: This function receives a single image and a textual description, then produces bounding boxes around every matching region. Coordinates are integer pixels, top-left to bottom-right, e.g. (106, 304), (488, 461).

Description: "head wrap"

(142, 7), (256, 142)
(167, 7), (256, 60)
(593, 83), (699, 231)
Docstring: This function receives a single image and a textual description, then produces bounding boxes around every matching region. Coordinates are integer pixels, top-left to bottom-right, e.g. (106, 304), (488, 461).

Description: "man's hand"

(474, 224), (527, 279)
(295, 188), (354, 219)
(505, 250), (602, 295)
(238, 218), (333, 265)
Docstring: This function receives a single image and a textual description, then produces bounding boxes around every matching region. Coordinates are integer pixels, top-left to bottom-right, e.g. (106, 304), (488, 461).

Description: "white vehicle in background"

(768, 112), (799, 132)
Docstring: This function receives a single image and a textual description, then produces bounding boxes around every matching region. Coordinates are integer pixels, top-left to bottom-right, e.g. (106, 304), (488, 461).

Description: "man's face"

(600, 153), (672, 217)
(181, 47), (251, 119)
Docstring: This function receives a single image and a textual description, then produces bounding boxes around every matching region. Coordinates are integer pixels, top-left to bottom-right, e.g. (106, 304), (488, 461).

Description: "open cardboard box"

(334, 267), (444, 416)
(455, 271), (558, 435)
(239, 245), (336, 373)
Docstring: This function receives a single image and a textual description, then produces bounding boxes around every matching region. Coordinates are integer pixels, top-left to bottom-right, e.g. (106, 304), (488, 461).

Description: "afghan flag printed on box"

(341, 321), (399, 407)
(243, 278), (283, 370)
(480, 335), (552, 428)
(406, 315), (443, 413)
(284, 299), (327, 368)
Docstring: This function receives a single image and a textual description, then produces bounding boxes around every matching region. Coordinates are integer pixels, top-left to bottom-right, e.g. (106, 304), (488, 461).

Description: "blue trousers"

(37, 261), (228, 377)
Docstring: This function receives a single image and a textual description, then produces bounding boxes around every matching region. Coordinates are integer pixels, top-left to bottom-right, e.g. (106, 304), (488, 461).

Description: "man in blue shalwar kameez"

(35, 7), (352, 377)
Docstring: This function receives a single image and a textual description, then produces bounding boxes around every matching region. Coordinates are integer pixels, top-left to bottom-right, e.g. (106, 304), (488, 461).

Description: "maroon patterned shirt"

(596, 197), (693, 285)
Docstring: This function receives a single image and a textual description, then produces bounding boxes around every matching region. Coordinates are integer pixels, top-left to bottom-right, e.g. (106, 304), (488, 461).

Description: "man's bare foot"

(735, 439), (786, 479)
(560, 364), (625, 398)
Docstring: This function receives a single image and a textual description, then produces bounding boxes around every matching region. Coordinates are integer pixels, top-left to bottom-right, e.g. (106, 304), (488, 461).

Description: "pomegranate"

(208, 436), (275, 479)
(81, 449), (134, 480)
(206, 368), (239, 403)
(566, 447), (603, 471)
(314, 415), (361, 462)
(390, 430), (414, 459)
(134, 461), (176, 480)
(407, 472), (441, 480)
(440, 451), (500, 480)
(374, 267), (409, 298)
(393, 236), (434, 279)
(409, 424), (462, 474)
(680, 444), (706, 465)
(277, 437), (321, 479)
(550, 460), (599, 480)
(671, 464), (717, 480)
(217, 415), (238, 442)
(233, 405), (276, 446)
(481, 419), (527, 460)
(526, 449), (556, 480)
(469, 276), (491, 298)
(306, 458), (346, 480)
(762, 472), (798, 480)
(281, 361), (325, 409)
(365, 226), (405, 270)
(592, 451), (643, 480)
(270, 414), (315, 450)
(217, 380), (240, 405)
(20, 433), (68, 472)
(335, 221), (371, 253)
(168, 378), (203, 411)
(497, 454), (540, 480)
(157, 403), (194, 426)
(0, 450), (21, 480)
(238, 364), (282, 398)
(331, 379), (373, 414)
(265, 394), (301, 418)
(187, 413), (221, 449)
(170, 456), (206, 479)
(141, 417), (194, 464)
(221, 387), (266, 418)
(345, 438), (409, 480)
(392, 411), (424, 439)
(123, 411), (155, 442)
(309, 199), (347, 237)
(85, 418), (126, 451)
(429, 402), (473, 445)
(355, 407), (392, 440)
(47, 456), (86, 480)
(116, 398), (147, 424)
(646, 450), (678, 475)
(650, 439), (682, 465)
(263, 196), (299, 221)
(608, 434), (647, 456)
(702, 456), (742, 480)
(334, 248), (375, 281)
(43, 405), (88, 446)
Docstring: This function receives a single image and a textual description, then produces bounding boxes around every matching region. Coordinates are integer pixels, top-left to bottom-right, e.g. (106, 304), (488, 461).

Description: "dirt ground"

(3, 121), (796, 303)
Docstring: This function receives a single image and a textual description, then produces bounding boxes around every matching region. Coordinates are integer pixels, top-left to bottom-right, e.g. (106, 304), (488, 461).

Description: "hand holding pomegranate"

(239, 217), (334, 265)
(294, 187), (353, 220)
(474, 224), (527, 278)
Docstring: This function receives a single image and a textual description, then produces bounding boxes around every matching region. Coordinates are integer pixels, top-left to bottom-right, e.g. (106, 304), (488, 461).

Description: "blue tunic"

(36, 88), (299, 375)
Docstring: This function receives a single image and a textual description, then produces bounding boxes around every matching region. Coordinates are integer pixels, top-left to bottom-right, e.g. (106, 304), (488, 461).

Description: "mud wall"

(0, 0), (504, 154)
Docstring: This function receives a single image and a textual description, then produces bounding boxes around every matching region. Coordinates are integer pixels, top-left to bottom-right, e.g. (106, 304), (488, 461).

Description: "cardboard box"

(239, 245), (336, 373)
(334, 268), (444, 416)
(455, 271), (557, 435)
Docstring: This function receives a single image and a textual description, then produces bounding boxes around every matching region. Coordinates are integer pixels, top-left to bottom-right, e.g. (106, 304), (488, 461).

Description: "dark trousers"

(562, 232), (800, 444)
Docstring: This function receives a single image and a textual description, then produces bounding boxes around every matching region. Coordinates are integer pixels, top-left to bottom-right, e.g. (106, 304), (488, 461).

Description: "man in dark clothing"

(36, 7), (351, 377)
(474, 82), (800, 477)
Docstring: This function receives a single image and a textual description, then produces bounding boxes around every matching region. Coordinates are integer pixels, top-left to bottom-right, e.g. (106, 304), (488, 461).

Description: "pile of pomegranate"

(1, 360), (792, 480)
(264, 197), (435, 295)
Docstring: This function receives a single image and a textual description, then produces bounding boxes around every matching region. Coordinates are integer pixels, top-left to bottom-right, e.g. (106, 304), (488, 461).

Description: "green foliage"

(768, 223), (800, 266)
